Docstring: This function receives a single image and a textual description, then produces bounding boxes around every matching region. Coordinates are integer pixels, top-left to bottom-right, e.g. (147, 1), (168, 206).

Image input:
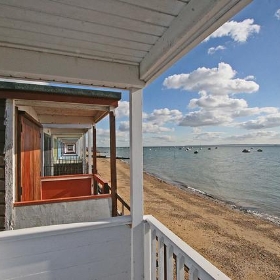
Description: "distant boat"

(208, 147), (211, 150)
(257, 149), (263, 152)
(242, 149), (250, 153)
(194, 150), (198, 154)
(215, 147), (218, 149)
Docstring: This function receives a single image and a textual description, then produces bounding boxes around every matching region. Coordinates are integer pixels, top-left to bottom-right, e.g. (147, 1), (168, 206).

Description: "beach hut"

(0, 81), (122, 229)
(0, 0), (251, 279)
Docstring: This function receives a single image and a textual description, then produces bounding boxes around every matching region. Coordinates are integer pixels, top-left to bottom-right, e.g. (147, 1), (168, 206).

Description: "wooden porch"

(0, 0), (252, 278)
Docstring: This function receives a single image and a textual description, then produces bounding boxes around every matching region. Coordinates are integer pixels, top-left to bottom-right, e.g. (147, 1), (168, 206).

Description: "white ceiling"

(0, 0), (251, 89)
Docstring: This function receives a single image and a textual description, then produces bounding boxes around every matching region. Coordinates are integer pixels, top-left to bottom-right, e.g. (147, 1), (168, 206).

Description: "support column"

(92, 125), (97, 174)
(88, 128), (93, 174)
(129, 88), (144, 279)
(40, 129), (44, 177)
(51, 135), (54, 176)
(92, 125), (98, 194)
(110, 111), (117, 216)
(83, 133), (87, 173)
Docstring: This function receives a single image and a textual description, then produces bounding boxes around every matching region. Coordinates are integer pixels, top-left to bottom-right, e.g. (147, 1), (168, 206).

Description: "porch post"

(129, 88), (144, 279)
(83, 133), (86, 174)
(51, 135), (54, 176)
(88, 128), (93, 174)
(92, 125), (97, 174)
(109, 111), (117, 216)
(92, 125), (98, 194)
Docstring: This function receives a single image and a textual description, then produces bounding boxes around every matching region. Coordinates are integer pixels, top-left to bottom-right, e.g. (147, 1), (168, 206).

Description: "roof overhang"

(0, 81), (121, 134)
(0, 0), (252, 89)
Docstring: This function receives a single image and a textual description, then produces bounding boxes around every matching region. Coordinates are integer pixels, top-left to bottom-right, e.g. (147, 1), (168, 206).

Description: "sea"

(97, 145), (280, 224)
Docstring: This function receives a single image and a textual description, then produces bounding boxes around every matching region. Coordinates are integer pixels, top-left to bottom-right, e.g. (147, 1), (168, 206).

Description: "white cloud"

(143, 123), (173, 133)
(275, 9), (280, 20)
(118, 120), (174, 133)
(115, 101), (129, 118)
(227, 131), (280, 141)
(150, 135), (174, 142)
(163, 63), (280, 128)
(239, 113), (280, 129)
(205, 19), (260, 43)
(208, 45), (226, 55)
(163, 62), (259, 95)
(192, 131), (224, 141)
(97, 128), (110, 137)
(118, 121), (129, 132)
(180, 110), (232, 127)
(144, 108), (183, 125)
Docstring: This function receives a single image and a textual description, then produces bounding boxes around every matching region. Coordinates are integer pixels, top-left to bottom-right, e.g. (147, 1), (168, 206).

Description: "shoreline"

(143, 168), (280, 226)
(97, 158), (280, 280)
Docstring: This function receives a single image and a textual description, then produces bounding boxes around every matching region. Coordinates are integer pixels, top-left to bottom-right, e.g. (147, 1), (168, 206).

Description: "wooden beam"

(109, 111), (117, 217)
(15, 100), (111, 112)
(0, 47), (145, 89)
(38, 115), (94, 124)
(0, 91), (119, 107)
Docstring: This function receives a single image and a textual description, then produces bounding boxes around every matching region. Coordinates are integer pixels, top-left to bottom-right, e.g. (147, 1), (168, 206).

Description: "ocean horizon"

(97, 144), (280, 225)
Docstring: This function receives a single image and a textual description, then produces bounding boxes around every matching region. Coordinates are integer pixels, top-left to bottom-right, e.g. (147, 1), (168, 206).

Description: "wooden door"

(19, 113), (41, 201)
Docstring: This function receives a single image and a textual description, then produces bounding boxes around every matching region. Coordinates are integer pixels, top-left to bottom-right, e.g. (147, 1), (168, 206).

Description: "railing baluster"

(176, 254), (185, 280)
(144, 222), (152, 280)
(144, 215), (230, 280)
(158, 236), (165, 280)
(151, 229), (157, 280)
(166, 244), (173, 280)
(189, 265), (199, 280)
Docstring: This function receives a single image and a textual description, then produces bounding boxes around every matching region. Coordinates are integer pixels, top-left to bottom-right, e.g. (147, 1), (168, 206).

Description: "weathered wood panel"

(0, 99), (5, 230)
(0, 217), (131, 279)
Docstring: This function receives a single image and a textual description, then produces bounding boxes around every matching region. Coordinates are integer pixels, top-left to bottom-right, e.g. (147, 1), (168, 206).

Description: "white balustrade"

(144, 215), (230, 280)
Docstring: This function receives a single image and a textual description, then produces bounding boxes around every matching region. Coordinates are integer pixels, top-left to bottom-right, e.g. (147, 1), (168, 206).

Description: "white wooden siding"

(0, 216), (131, 280)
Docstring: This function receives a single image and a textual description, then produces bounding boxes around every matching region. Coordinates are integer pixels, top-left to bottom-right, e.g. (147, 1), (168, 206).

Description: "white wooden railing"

(143, 215), (230, 280)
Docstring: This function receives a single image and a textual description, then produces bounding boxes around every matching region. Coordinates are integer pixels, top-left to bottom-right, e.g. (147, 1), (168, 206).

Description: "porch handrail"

(93, 173), (109, 194)
(143, 215), (230, 280)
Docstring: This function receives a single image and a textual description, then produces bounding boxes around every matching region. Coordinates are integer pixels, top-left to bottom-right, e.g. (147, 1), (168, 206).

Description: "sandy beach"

(97, 158), (280, 280)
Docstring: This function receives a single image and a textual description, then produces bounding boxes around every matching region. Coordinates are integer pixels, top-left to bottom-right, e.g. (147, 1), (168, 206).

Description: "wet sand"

(97, 158), (280, 280)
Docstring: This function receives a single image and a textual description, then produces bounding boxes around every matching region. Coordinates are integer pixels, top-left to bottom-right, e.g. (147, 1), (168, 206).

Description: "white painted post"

(166, 244), (174, 279)
(158, 236), (165, 280)
(151, 229), (157, 279)
(129, 88), (144, 279)
(144, 222), (152, 279)
(189, 265), (199, 280)
(88, 127), (93, 174)
(177, 254), (185, 280)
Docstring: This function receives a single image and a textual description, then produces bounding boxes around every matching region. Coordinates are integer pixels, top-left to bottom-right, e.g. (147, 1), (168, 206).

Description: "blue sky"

(97, 0), (280, 147)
